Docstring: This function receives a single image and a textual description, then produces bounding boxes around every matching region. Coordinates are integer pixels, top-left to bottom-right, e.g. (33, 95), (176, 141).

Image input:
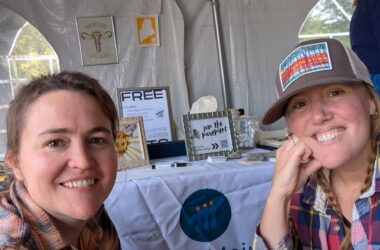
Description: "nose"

(68, 142), (94, 170)
(310, 99), (332, 124)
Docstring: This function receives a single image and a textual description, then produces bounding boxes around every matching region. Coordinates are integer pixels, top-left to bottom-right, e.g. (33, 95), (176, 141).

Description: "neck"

(336, 140), (373, 179)
(330, 162), (373, 220)
(331, 166), (368, 188)
(51, 217), (87, 247)
(331, 141), (374, 192)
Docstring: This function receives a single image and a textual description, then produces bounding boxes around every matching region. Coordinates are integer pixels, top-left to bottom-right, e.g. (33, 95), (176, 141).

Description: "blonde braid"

(316, 169), (352, 249)
(316, 170), (342, 218)
(361, 153), (376, 195)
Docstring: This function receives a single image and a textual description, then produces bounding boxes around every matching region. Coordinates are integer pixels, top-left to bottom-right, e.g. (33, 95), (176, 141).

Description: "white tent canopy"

(0, 0), (318, 141)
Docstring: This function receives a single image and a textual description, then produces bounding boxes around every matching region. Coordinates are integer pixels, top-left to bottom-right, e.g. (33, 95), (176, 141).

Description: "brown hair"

(6, 71), (119, 156)
(316, 85), (380, 249)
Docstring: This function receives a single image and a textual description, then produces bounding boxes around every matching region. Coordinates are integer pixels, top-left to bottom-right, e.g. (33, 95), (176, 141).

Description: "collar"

(12, 181), (104, 248)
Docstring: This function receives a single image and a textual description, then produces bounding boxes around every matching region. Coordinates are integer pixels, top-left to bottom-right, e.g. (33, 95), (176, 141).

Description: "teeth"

(62, 179), (95, 188)
(316, 129), (344, 142)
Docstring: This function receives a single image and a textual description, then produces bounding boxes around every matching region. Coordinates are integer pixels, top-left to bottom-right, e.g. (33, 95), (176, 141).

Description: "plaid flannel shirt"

(0, 181), (120, 250)
(253, 161), (380, 249)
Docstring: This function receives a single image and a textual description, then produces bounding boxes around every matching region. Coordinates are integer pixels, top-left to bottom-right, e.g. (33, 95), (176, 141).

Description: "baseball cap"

(262, 38), (372, 125)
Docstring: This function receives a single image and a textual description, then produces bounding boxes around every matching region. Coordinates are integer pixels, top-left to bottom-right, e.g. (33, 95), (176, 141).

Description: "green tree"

(9, 23), (58, 79)
(299, 0), (353, 46)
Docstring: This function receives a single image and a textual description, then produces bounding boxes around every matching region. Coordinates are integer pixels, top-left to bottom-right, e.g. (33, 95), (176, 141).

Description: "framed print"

(182, 111), (239, 161)
(116, 117), (149, 170)
(76, 16), (118, 65)
(136, 15), (160, 47)
(117, 87), (174, 144)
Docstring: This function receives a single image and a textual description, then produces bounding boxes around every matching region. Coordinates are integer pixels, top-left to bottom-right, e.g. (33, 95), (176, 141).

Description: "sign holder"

(117, 87), (174, 144)
(182, 110), (239, 161)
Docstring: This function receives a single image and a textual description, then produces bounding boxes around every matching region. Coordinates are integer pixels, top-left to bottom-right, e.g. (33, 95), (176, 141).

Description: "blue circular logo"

(180, 189), (231, 242)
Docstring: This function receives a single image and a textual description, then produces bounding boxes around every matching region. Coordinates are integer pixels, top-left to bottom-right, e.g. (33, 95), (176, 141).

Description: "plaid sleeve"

(275, 226), (303, 250)
(252, 220), (302, 250)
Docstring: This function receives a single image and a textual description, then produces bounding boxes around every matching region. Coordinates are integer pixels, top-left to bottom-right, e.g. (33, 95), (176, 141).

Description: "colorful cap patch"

(279, 42), (332, 92)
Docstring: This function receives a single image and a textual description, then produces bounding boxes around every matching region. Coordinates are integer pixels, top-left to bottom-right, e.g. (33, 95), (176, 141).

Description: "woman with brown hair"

(0, 71), (120, 249)
(254, 38), (380, 249)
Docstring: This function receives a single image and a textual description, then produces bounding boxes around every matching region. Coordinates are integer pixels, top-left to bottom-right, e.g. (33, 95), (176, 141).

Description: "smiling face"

(285, 83), (376, 169)
(9, 90), (117, 223)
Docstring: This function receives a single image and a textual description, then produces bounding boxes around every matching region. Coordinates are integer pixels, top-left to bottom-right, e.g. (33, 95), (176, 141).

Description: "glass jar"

(233, 116), (260, 149)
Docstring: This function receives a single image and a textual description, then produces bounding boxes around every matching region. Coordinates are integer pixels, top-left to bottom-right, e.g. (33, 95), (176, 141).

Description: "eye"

(293, 100), (306, 109)
(89, 137), (107, 145)
(326, 88), (345, 97)
(47, 139), (65, 148)
(288, 99), (307, 111)
(329, 89), (344, 96)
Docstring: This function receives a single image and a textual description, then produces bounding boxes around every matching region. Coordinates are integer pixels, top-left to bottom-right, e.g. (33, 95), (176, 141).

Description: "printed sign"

(76, 16), (118, 65)
(117, 87), (173, 144)
(136, 15), (160, 47)
(182, 111), (239, 161)
(189, 117), (232, 154)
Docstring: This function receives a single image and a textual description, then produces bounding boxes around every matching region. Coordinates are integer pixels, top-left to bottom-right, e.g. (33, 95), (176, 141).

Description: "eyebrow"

(38, 126), (112, 137)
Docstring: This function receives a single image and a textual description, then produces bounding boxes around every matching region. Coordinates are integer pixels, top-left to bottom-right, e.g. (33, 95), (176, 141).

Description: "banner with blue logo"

(105, 162), (274, 250)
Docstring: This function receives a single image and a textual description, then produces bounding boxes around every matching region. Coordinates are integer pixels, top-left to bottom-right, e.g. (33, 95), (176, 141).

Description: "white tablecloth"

(105, 149), (274, 250)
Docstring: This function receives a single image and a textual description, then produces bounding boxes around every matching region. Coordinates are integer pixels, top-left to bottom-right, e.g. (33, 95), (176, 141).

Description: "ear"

(369, 98), (377, 116)
(5, 151), (24, 182)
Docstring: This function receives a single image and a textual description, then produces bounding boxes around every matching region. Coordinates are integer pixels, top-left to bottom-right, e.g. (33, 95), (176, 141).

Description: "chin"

(70, 211), (98, 221)
(68, 204), (101, 221)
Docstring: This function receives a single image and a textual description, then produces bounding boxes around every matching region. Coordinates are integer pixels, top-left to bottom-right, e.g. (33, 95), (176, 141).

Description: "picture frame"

(116, 117), (149, 170)
(136, 15), (160, 47)
(117, 87), (174, 144)
(76, 16), (118, 66)
(182, 111), (239, 161)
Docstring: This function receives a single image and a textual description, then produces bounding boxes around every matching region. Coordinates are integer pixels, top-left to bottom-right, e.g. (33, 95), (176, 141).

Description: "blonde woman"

(254, 38), (380, 249)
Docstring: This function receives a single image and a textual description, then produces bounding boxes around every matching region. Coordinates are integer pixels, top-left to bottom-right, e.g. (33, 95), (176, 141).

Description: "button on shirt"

(0, 181), (120, 249)
(253, 161), (380, 249)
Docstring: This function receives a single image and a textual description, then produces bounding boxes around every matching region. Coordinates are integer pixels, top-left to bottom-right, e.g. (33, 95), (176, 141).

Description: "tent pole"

(210, 0), (231, 109)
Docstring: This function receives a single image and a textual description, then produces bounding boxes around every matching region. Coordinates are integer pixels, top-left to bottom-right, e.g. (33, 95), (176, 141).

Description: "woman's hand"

(270, 135), (323, 201)
(259, 135), (323, 247)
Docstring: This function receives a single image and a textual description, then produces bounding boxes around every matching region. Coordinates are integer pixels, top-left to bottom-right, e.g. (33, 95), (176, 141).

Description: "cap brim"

(262, 77), (367, 125)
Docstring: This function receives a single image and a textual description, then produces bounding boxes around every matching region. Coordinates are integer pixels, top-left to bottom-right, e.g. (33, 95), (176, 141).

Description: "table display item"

(116, 117), (150, 170)
(117, 87), (174, 144)
(233, 116), (260, 149)
(0, 162), (13, 191)
(182, 110), (239, 161)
